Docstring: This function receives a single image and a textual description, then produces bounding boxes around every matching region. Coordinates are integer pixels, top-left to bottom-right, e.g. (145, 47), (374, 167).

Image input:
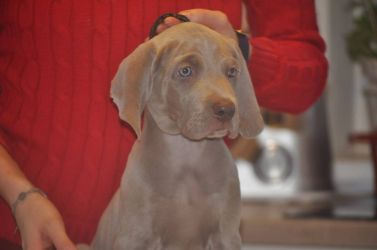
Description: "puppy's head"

(111, 22), (263, 140)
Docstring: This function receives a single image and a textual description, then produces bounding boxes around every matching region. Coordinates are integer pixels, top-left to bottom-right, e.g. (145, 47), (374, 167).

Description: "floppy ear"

(236, 55), (264, 138)
(111, 41), (156, 138)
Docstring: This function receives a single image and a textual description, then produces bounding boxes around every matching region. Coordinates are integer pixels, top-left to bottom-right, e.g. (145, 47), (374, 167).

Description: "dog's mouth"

(181, 119), (238, 141)
(208, 124), (239, 139)
(207, 129), (230, 139)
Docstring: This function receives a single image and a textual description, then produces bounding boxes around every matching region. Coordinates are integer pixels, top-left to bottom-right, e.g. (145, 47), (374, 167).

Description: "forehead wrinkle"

(214, 40), (239, 60)
(172, 52), (203, 65)
(197, 71), (236, 101)
(171, 33), (221, 57)
(152, 40), (192, 75)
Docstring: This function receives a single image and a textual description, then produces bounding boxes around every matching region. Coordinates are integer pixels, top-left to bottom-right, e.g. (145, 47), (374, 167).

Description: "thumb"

(46, 222), (77, 250)
(178, 9), (237, 41)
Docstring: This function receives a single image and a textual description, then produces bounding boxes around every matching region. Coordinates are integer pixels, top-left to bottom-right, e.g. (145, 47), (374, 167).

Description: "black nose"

(212, 102), (235, 122)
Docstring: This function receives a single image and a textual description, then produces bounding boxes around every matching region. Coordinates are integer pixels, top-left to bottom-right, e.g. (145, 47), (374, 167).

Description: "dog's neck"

(139, 109), (220, 165)
(131, 109), (234, 196)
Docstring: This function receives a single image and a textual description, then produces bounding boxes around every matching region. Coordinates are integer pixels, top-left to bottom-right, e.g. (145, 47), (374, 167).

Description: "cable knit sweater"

(0, 0), (327, 244)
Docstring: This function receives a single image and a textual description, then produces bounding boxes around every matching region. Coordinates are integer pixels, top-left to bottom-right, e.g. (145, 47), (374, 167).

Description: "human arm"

(0, 144), (76, 250)
(158, 1), (328, 114)
(158, 9), (238, 42)
(246, 0), (328, 113)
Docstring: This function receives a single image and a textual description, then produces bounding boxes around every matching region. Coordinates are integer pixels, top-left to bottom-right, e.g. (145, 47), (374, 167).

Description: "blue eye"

(227, 67), (239, 78)
(178, 66), (192, 78)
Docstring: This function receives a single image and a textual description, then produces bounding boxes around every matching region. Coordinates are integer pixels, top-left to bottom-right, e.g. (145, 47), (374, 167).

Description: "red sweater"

(0, 0), (327, 244)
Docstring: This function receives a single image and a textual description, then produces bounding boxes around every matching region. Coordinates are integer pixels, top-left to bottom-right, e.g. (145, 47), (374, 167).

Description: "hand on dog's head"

(111, 22), (263, 140)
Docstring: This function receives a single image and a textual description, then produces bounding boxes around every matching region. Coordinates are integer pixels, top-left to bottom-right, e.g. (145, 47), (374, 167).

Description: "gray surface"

(242, 245), (372, 250)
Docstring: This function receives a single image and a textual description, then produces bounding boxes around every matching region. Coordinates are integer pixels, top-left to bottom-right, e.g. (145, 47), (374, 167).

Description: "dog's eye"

(178, 66), (192, 78)
(227, 67), (239, 78)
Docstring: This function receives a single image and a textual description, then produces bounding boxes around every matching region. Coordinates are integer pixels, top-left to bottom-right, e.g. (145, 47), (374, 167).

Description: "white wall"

(315, 0), (370, 157)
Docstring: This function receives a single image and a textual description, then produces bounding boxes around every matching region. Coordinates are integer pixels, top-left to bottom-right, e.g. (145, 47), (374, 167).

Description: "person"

(0, 0), (328, 249)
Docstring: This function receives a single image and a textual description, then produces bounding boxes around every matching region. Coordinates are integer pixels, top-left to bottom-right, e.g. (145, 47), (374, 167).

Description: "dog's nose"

(212, 101), (235, 122)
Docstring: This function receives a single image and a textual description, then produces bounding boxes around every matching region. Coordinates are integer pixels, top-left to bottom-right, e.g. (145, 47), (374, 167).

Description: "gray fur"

(81, 22), (263, 250)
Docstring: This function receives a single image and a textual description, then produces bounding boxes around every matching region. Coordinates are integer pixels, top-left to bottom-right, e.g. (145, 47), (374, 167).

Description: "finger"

(179, 9), (226, 29)
(156, 17), (182, 35)
(178, 9), (236, 40)
(155, 22), (169, 34)
(45, 222), (77, 250)
(23, 231), (48, 250)
(51, 232), (77, 250)
(163, 16), (183, 27)
(178, 10), (232, 31)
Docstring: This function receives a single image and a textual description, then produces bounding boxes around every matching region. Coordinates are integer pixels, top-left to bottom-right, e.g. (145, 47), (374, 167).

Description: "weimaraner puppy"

(79, 22), (263, 250)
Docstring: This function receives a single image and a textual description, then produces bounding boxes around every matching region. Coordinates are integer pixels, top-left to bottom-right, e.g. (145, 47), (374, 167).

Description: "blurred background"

(236, 1), (377, 249)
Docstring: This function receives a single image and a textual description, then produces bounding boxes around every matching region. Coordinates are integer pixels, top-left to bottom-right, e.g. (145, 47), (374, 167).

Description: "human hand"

(156, 9), (237, 41)
(13, 193), (77, 250)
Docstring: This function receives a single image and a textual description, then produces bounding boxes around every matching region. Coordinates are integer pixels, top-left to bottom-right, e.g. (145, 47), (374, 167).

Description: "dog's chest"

(152, 192), (223, 248)
(122, 131), (238, 249)
(148, 166), (227, 247)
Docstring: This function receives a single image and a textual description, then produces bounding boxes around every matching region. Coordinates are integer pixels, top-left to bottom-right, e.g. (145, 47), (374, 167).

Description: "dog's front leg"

(204, 229), (241, 250)
(207, 173), (242, 250)
(112, 236), (163, 250)
(218, 233), (242, 250)
(90, 190), (122, 250)
(110, 174), (160, 250)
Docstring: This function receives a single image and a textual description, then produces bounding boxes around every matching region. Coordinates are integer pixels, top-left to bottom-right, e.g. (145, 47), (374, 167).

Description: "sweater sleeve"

(246, 0), (328, 114)
(0, 129), (8, 148)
